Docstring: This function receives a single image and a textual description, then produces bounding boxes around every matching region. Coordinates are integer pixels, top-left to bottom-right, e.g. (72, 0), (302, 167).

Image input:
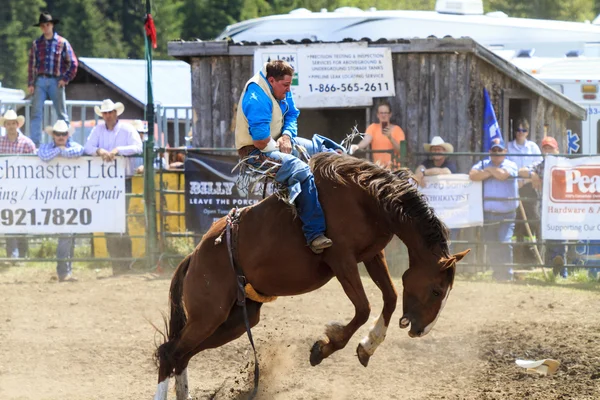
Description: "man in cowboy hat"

(413, 136), (457, 187)
(28, 12), (78, 147)
(84, 99), (142, 274)
(0, 110), (36, 261)
(38, 120), (84, 282)
(130, 120), (168, 173)
(470, 137), (519, 281)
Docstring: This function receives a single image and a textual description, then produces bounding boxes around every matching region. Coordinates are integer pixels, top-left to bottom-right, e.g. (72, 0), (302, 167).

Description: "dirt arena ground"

(0, 265), (599, 400)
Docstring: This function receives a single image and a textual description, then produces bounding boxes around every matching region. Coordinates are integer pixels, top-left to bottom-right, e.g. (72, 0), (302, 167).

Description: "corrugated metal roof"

(79, 57), (191, 119)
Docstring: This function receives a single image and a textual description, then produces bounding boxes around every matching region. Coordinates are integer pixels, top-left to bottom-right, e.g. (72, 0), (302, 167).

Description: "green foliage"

(0, 0), (598, 88)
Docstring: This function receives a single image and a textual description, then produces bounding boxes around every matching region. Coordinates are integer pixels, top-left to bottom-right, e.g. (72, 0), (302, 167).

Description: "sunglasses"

(490, 148), (504, 153)
(53, 131), (68, 137)
(515, 129), (528, 133)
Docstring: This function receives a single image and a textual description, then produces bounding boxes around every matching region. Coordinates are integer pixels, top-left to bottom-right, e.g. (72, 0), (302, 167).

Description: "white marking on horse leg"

(359, 314), (388, 356)
(153, 378), (170, 400)
(175, 368), (190, 400)
(422, 288), (451, 336)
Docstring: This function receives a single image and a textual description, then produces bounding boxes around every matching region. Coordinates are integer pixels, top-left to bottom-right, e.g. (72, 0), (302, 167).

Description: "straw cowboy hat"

(0, 110), (25, 128)
(44, 120), (72, 135)
(131, 119), (148, 133)
(423, 136), (454, 153)
(94, 99), (125, 117)
(34, 12), (60, 26)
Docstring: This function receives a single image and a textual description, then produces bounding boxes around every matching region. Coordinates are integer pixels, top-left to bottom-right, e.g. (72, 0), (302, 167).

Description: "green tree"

(181, 0), (243, 40)
(0, 0), (46, 89)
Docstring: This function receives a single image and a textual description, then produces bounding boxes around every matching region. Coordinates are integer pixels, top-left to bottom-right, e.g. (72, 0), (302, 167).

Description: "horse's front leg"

(310, 254), (371, 366)
(356, 250), (398, 367)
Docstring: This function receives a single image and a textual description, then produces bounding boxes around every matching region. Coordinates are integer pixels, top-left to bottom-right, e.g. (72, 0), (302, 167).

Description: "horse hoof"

(310, 341), (324, 366)
(356, 343), (370, 367)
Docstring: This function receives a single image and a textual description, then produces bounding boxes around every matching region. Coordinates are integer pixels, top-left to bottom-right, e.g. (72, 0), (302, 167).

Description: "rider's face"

(268, 75), (292, 100)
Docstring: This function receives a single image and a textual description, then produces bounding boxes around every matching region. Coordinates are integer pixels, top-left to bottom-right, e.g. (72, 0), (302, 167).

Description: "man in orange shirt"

(350, 103), (405, 169)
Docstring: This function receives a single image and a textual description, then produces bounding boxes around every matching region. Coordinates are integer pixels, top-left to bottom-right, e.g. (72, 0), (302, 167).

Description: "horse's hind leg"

(155, 317), (230, 400)
(170, 301), (263, 400)
(356, 250), (398, 367)
(310, 253), (371, 366)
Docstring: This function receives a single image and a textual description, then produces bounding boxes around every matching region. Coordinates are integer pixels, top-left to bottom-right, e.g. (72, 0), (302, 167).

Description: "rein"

(223, 208), (260, 398)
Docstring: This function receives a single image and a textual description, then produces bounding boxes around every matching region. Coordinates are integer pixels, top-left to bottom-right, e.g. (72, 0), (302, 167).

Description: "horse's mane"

(310, 153), (450, 255)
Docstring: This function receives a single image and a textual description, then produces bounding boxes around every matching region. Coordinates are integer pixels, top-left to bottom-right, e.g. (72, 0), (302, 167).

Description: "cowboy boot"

(310, 234), (333, 254)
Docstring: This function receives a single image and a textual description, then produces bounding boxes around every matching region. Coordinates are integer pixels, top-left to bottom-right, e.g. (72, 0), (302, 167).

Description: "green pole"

(144, 0), (158, 269)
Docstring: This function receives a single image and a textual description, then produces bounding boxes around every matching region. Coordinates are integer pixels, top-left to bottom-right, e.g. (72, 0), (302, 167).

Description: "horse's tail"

(167, 253), (192, 341)
(154, 254), (192, 372)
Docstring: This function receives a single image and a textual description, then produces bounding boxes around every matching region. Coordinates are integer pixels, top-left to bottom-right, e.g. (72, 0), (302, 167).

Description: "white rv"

(506, 56), (600, 154)
(217, 0), (600, 58)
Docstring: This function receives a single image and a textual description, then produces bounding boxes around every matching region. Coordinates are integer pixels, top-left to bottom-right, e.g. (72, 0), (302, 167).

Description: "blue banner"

(483, 88), (503, 152)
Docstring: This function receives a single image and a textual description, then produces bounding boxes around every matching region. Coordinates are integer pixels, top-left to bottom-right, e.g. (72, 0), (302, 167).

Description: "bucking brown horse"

(153, 152), (469, 400)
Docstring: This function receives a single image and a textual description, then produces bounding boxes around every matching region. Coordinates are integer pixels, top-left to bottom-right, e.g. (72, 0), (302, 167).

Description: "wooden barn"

(168, 37), (585, 172)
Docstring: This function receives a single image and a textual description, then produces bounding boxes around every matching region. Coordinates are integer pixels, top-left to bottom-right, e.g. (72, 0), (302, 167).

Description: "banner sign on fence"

(419, 174), (483, 229)
(185, 153), (267, 233)
(542, 155), (600, 240)
(254, 43), (394, 108)
(0, 156), (125, 233)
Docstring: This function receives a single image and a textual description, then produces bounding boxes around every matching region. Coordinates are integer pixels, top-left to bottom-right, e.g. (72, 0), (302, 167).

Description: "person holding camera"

(350, 102), (405, 169)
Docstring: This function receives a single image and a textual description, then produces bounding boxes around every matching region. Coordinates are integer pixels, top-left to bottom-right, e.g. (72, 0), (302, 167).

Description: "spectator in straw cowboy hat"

(38, 120), (84, 282)
(413, 136), (457, 187)
(0, 110), (36, 261)
(84, 99), (142, 275)
(0, 110), (36, 154)
(28, 12), (78, 147)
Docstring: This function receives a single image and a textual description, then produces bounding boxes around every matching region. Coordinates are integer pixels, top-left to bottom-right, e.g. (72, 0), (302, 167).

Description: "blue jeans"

(57, 236), (75, 279)
(245, 135), (341, 244)
(31, 76), (68, 146)
(6, 236), (28, 259)
(483, 211), (516, 280)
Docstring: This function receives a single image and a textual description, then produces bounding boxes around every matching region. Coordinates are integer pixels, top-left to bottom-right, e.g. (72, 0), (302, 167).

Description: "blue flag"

(483, 88), (503, 152)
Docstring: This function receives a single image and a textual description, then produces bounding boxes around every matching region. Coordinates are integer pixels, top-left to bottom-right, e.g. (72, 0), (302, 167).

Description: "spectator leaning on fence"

(131, 119), (168, 173)
(39, 120), (84, 282)
(0, 110), (36, 261)
(507, 118), (543, 264)
(413, 136), (457, 187)
(469, 137), (519, 281)
(518, 136), (569, 278)
(28, 12), (78, 147)
(84, 99), (142, 274)
(350, 102), (405, 169)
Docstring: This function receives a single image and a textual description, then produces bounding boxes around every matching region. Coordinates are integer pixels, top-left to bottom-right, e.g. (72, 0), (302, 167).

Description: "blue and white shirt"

(471, 158), (519, 213)
(38, 138), (84, 161)
(241, 76), (300, 141)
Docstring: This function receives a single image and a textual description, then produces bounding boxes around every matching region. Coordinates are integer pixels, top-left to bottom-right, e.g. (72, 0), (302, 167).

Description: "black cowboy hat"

(34, 12), (60, 26)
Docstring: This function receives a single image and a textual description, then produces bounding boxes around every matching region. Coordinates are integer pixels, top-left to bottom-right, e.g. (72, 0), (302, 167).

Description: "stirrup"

(310, 236), (333, 254)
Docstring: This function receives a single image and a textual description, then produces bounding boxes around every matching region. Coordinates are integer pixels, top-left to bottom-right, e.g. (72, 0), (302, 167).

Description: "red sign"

(551, 165), (600, 203)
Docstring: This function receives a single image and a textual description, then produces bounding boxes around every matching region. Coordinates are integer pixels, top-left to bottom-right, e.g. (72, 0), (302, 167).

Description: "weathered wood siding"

(188, 46), (576, 172)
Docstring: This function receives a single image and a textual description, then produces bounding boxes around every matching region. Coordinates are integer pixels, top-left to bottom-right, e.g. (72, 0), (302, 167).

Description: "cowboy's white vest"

(235, 67), (283, 150)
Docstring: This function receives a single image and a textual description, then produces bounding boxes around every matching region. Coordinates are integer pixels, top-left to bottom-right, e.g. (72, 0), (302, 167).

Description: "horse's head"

(399, 249), (470, 337)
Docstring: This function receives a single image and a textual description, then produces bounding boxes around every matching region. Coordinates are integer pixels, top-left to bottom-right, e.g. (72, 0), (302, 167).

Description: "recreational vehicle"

(506, 56), (600, 154)
(217, 0), (600, 58)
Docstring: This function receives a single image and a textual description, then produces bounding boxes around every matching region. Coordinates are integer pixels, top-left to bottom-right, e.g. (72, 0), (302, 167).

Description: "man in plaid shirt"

(38, 120), (84, 282)
(0, 110), (36, 261)
(0, 110), (36, 154)
(28, 12), (78, 147)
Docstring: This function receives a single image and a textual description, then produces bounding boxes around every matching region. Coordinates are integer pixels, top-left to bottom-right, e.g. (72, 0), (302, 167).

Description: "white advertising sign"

(542, 155), (600, 240)
(0, 156), (126, 233)
(253, 43), (394, 108)
(420, 174), (483, 229)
